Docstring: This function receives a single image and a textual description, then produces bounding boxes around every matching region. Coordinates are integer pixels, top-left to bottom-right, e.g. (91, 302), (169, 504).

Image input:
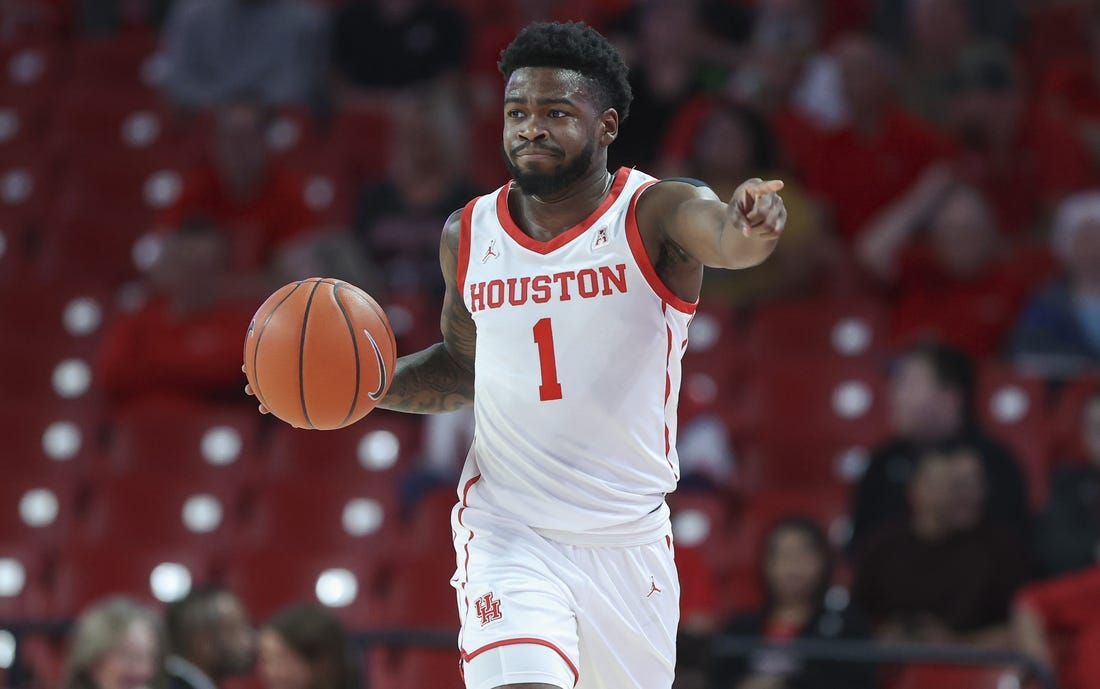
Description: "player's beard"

(502, 140), (596, 198)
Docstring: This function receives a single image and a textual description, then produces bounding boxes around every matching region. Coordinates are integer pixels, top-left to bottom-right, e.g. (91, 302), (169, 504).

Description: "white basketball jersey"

(454, 167), (697, 545)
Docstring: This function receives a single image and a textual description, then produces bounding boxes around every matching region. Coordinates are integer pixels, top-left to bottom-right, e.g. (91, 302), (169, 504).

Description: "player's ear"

(599, 108), (619, 146)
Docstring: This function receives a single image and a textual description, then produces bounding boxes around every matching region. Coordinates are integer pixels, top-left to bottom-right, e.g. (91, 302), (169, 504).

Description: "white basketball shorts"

(450, 503), (680, 689)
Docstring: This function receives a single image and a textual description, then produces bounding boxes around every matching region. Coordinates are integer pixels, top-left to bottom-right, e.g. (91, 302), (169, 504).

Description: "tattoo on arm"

(376, 211), (477, 414)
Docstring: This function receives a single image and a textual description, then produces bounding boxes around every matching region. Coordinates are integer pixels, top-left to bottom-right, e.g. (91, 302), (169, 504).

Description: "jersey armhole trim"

(461, 637), (580, 686)
(456, 198), (477, 298)
(625, 182), (699, 315)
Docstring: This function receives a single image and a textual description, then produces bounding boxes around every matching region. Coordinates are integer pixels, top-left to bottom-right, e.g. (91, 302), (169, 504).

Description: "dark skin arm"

(245, 210), (476, 416)
(635, 177), (785, 302)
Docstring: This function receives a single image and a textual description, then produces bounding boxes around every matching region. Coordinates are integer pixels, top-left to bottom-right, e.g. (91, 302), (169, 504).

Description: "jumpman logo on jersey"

(482, 240), (500, 263)
(646, 577), (662, 598)
(474, 592), (503, 625)
(592, 226), (609, 250)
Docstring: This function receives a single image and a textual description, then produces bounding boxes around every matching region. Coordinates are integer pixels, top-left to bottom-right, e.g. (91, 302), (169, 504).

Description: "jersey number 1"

(533, 318), (563, 401)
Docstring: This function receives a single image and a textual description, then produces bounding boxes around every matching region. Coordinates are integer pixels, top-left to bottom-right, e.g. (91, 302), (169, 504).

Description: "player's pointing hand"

(733, 178), (787, 239)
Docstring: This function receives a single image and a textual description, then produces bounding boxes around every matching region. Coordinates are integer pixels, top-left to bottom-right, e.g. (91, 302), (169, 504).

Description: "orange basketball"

(243, 278), (396, 430)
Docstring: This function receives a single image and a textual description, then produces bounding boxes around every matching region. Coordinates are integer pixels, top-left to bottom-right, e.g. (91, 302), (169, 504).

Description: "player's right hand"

(242, 365), (270, 415)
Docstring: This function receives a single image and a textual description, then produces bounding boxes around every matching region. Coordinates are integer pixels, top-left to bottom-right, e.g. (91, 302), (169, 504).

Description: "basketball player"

(250, 21), (786, 689)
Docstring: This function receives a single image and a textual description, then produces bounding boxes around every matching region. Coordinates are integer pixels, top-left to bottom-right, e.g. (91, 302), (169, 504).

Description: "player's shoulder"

(441, 207), (464, 253)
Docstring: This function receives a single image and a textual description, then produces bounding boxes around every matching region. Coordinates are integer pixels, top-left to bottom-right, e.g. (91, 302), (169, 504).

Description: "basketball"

(243, 278), (396, 430)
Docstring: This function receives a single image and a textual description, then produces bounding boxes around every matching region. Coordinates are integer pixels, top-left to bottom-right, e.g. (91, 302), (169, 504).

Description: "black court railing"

(0, 622), (1059, 689)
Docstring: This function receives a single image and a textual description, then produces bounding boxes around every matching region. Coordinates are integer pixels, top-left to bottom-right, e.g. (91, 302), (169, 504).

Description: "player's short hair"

(498, 21), (633, 121)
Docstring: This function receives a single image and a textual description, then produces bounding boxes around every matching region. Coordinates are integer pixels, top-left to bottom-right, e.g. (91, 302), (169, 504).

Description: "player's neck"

(518, 166), (614, 235)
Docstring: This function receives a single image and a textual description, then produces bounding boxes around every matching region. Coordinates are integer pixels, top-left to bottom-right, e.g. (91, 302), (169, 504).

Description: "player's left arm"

(638, 178), (786, 269)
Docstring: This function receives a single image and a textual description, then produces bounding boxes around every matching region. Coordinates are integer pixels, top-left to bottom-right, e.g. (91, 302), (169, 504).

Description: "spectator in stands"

(159, 0), (327, 110)
(853, 442), (1027, 648)
(849, 340), (1030, 554)
(782, 33), (950, 243)
(1040, 11), (1100, 184)
(350, 91), (478, 296)
(61, 596), (166, 689)
(711, 516), (874, 689)
(1013, 566), (1100, 689)
(160, 99), (319, 286)
(874, 0), (1020, 124)
(943, 41), (1091, 236)
(1036, 391), (1100, 576)
(657, 99), (838, 312)
(330, 0), (468, 107)
(1009, 192), (1100, 376)
(95, 218), (256, 414)
(165, 587), (255, 689)
(257, 604), (359, 689)
(856, 166), (1042, 357)
(607, 0), (711, 171)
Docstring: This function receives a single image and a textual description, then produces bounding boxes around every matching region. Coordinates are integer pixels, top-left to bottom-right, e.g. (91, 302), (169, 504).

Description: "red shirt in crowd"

(160, 164), (318, 271)
(95, 296), (256, 413)
(1017, 567), (1100, 689)
(776, 108), (952, 243)
(888, 246), (1055, 358)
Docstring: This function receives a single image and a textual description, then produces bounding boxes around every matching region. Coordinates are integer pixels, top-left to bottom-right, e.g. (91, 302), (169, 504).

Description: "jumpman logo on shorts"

(646, 577), (662, 598)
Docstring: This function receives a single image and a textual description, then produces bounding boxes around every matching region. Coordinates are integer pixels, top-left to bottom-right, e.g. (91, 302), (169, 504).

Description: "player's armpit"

(376, 210), (476, 414)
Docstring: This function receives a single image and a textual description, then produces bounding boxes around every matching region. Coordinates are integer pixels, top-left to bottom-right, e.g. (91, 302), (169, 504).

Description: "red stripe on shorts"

(461, 637), (580, 686)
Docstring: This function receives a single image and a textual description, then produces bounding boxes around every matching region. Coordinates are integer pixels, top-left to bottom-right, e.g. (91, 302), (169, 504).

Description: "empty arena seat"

(224, 546), (380, 625)
(78, 475), (239, 552)
(52, 544), (211, 617)
(0, 399), (101, 485)
(241, 476), (398, 552)
(69, 31), (160, 92)
(0, 543), (49, 619)
(1051, 375), (1100, 461)
(267, 410), (422, 482)
(0, 476), (75, 552)
(976, 364), (1052, 508)
(891, 664), (1024, 689)
(740, 356), (889, 449)
(746, 297), (889, 362)
(104, 401), (261, 485)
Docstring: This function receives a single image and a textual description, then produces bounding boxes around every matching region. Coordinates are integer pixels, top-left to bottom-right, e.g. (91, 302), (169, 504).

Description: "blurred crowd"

(5, 0), (1100, 688)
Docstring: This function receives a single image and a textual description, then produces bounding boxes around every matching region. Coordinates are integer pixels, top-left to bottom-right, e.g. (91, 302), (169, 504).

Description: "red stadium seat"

(279, 152), (356, 230)
(0, 398), (102, 485)
(69, 31), (160, 92)
(739, 356), (889, 451)
(36, 211), (153, 285)
(78, 474), (239, 552)
(735, 437), (859, 495)
(746, 297), (890, 363)
(1051, 375), (1100, 461)
(52, 544), (212, 617)
(328, 108), (391, 182)
(223, 546), (381, 625)
(0, 477), (75, 566)
(240, 476), (399, 552)
(267, 410), (422, 483)
(104, 401), (261, 486)
(891, 664), (1024, 689)
(679, 305), (746, 425)
(0, 542), (49, 619)
(976, 364), (1051, 508)
(0, 42), (64, 101)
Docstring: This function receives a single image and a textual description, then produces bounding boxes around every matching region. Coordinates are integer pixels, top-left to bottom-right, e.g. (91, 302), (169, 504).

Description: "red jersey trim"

(461, 637), (579, 686)
(625, 182), (699, 315)
(494, 167), (631, 255)
(457, 474), (481, 620)
(456, 199), (477, 297)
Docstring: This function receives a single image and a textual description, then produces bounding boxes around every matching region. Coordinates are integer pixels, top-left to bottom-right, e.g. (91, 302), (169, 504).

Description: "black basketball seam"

(332, 282), (361, 428)
(298, 279), (325, 430)
(252, 280), (305, 409)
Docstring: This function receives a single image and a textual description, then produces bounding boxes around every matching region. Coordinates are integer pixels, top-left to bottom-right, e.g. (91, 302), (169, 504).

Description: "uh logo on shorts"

(474, 592), (503, 626)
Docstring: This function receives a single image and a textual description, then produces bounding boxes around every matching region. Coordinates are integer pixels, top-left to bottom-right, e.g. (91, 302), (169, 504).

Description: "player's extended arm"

(376, 211), (476, 414)
(640, 177), (786, 269)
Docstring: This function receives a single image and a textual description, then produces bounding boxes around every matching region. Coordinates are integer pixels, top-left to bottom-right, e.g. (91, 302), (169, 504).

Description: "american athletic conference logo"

(474, 592), (503, 626)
